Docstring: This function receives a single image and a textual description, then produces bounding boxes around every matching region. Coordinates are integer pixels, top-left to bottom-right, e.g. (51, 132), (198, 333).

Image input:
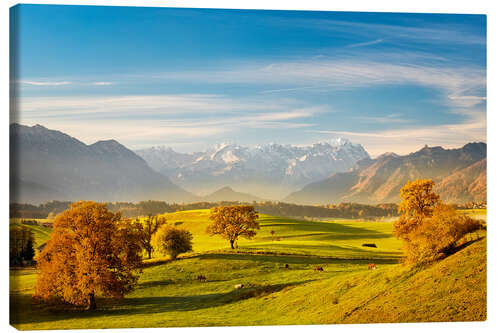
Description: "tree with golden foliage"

(394, 179), (441, 240)
(33, 201), (143, 310)
(394, 180), (484, 265)
(152, 224), (193, 259)
(134, 214), (166, 259)
(206, 205), (259, 249)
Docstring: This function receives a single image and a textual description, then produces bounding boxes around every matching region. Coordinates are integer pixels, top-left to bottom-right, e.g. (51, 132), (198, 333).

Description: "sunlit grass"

(9, 220), (53, 248)
(9, 209), (486, 329)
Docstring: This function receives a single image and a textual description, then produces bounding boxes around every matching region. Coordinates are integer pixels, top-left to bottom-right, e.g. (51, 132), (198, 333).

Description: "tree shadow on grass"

(259, 219), (393, 241)
(446, 236), (485, 256)
(10, 280), (311, 327)
(241, 242), (401, 259)
(135, 279), (175, 289)
(195, 252), (398, 265)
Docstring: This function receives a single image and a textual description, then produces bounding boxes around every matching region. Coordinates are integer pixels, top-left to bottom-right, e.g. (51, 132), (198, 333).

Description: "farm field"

(10, 209), (486, 329)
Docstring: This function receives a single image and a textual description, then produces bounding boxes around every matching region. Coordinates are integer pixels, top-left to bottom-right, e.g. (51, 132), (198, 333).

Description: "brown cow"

(368, 263), (377, 270)
(196, 274), (207, 282)
(314, 266), (324, 272)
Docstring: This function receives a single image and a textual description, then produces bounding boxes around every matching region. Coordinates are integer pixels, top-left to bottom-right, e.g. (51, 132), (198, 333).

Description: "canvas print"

(9, 4), (486, 330)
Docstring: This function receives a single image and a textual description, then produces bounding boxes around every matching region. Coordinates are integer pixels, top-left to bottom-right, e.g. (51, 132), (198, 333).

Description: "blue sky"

(10, 4), (486, 156)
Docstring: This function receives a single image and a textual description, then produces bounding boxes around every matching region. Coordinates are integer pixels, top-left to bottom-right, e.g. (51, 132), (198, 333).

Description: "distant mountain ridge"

(10, 124), (486, 206)
(10, 123), (196, 204)
(135, 138), (370, 198)
(285, 143), (486, 204)
(201, 186), (265, 203)
(434, 158), (486, 203)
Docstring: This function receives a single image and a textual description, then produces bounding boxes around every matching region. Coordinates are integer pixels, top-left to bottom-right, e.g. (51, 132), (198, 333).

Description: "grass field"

(156, 210), (402, 259)
(9, 209), (486, 329)
(9, 219), (53, 249)
(458, 208), (487, 221)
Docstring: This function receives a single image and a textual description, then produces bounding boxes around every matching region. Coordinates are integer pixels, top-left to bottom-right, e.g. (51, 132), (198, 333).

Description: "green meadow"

(9, 219), (53, 249)
(10, 209), (486, 330)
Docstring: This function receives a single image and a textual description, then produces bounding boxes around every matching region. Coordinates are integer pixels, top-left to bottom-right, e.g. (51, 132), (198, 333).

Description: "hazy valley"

(10, 123), (486, 206)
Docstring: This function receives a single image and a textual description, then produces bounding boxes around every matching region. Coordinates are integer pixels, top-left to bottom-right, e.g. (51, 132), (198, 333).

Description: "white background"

(2, 1), (498, 332)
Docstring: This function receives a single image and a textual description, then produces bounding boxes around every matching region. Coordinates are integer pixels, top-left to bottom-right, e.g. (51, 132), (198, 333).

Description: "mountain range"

(135, 139), (370, 198)
(284, 143), (486, 204)
(10, 123), (486, 205)
(10, 124), (196, 204)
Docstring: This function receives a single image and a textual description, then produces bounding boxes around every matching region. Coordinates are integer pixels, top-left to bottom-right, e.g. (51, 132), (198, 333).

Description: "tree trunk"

(87, 292), (96, 310)
(148, 248), (152, 259)
(230, 239), (235, 249)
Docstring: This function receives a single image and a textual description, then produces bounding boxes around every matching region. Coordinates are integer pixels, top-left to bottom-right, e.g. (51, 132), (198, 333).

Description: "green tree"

(152, 225), (193, 259)
(206, 205), (260, 249)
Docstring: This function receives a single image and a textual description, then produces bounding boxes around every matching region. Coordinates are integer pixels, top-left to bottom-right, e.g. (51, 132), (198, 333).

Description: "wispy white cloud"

(18, 94), (308, 118)
(41, 120), (230, 147)
(354, 115), (413, 124)
(20, 80), (72, 86)
(345, 38), (384, 48)
(92, 81), (113, 86)
(25, 116), (315, 150)
(314, 108), (486, 157)
(447, 95), (487, 108)
(280, 17), (486, 46)
(17, 94), (323, 148)
(259, 86), (320, 94)
(14, 52), (485, 154)
(157, 59), (485, 112)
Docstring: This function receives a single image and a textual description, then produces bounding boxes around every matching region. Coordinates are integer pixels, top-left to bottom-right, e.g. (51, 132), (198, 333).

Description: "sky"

(10, 4), (486, 156)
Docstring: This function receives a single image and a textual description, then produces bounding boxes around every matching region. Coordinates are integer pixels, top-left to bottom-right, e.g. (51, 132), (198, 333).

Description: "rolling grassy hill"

(9, 219), (53, 249)
(155, 210), (402, 259)
(10, 210), (486, 329)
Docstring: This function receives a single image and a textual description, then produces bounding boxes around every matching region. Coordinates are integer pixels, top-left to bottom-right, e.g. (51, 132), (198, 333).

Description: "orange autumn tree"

(393, 179), (441, 241)
(394, 179), (484, 265)
(206, 205), (259, 249)
(34, 201), (143, 310)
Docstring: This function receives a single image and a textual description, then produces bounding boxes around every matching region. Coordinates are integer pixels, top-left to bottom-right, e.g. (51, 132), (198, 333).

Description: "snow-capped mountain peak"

(135, 138), (369, 198)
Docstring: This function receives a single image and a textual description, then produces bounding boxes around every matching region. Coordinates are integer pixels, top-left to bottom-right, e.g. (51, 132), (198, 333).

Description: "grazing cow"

(368, 263), (377, 270)
(196, 274), (206, 282)
(284, 264), (289, 269)
(234, 284), (244, 289)
(314, 266), (324, 272)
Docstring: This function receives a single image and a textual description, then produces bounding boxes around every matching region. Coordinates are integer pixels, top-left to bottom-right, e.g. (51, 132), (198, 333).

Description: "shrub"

(153, 225), (193, 260)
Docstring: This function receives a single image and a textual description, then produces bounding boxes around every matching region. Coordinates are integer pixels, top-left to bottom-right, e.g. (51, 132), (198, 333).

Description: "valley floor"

(9, 211), (486, 329)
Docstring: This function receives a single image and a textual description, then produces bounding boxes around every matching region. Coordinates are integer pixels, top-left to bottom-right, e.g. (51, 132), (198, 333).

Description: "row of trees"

(10, 201), (71, 218)
(394, 179), (484, 266)
(10, 225), (36, 266)
(11, 199), (398, 220)
(32, 202), (260, 310)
